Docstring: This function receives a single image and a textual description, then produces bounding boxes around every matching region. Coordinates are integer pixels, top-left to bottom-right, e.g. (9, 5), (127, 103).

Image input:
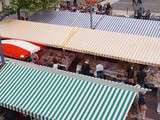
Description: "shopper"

(126, 65), (135, 85)
(136, 65), (147, 87)
(137, 7), (143, 19)
(137, 0), (142, 4)
(81, 59), (91, 76)
(104, 3), (112, 15)
(76, 63), (82, 74)
(96, 63), (104, 79)
(138, 93), (147, 120)
(144, 10), (151, 20)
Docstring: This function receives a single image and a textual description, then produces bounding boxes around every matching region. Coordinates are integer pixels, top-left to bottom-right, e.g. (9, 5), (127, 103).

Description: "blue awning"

(30, 11), (160, 38)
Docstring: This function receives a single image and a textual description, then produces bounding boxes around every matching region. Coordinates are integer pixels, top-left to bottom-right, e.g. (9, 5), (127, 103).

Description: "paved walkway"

(112, 0), (160, 13)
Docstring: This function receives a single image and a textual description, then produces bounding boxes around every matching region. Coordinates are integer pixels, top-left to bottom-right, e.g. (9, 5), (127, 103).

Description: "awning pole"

(90, 5), (93, 29)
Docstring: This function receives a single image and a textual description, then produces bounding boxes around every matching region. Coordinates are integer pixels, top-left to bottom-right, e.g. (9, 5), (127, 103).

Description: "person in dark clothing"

(81, 59), (91, 76)
(137, 0), (142, 4)
(137, 7), (143, 19)
(104, 3), (112, 15)
(4, 111), (17, 120)
(132, 0), (137, 5)
(138, 93), (147, 119)
(127, 65), (134, 79)
(73, 0), (77, 6)
(144, 10), (151, 20)
(137, 66), (147, 87)
(126, 65), (136, 85)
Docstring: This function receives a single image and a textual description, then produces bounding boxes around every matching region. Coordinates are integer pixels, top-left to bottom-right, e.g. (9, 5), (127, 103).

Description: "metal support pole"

(0, 38), (5, 64)
(90, 5), (93, 29)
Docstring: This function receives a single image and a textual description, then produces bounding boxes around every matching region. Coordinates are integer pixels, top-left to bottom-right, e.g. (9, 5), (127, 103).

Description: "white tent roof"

(0, 19), (73, 48)
(1, 19), (160, 66)
(65, 28), (160, 66)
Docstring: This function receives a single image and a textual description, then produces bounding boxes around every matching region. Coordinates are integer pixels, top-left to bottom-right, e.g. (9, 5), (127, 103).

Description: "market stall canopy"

(30, 11), (160, 38)
(96, 15), (160, 38)
(1, 20), (160, 66)
(1, 39), (41, 60)
(30, 11), (102, 28)
(0, 60), (146, 120)
(0, 19), (73, 48)
(65, 27), (160, 66)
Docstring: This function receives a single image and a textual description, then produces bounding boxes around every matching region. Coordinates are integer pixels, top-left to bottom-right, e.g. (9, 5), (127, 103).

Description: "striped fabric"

(30, 11), (102, 28)
(0, 62), (137, 120)
(96, 16), (160, 38)
(1, 20), (160, 66)
(65, 28), (160, 66)
(30, 11), (160, 38)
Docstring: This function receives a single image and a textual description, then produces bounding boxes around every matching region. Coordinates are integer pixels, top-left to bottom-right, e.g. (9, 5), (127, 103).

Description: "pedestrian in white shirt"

(96, 63), (104, 79)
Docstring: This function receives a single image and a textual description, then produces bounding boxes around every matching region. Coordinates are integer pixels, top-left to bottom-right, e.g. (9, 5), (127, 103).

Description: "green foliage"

(40, 0), (58, 9)
(10, 0), (58, 13)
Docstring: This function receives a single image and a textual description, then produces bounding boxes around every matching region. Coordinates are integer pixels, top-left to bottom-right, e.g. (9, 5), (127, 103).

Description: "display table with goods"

(145, 67), (160, 88)
(38, 48), (76, 70)
(78, 54), (128, 81)
(145, 67), (160, 114)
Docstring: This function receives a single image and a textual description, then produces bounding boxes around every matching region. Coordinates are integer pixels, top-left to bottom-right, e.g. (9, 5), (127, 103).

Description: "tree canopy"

(10, 0), (58, 19)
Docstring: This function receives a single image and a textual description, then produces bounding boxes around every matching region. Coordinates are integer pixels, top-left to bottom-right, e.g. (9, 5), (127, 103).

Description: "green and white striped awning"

(0, 62), (137, 120)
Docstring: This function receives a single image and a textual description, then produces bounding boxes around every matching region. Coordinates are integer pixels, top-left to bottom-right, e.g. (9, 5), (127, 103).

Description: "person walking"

(138, 93), (147, 120)
(132, 0), (137, 17)
(137, 0), (142, 4)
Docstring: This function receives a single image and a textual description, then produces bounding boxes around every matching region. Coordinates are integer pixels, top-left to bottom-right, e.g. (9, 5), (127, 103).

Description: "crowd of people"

(58, 0), (112, 15)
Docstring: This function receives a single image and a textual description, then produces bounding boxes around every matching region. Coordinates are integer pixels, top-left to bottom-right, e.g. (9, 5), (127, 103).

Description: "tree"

(10, 0), (58, 20)
(41, 0), (58, 9)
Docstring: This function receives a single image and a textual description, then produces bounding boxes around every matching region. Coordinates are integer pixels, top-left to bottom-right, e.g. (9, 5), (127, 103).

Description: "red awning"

(1, 39), (41, 60)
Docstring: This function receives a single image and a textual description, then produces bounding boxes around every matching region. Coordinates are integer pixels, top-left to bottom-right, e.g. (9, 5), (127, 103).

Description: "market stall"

(37, 47), (76, 70)
(1, 39), (41, 60)
(1, 19), (160, 118)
